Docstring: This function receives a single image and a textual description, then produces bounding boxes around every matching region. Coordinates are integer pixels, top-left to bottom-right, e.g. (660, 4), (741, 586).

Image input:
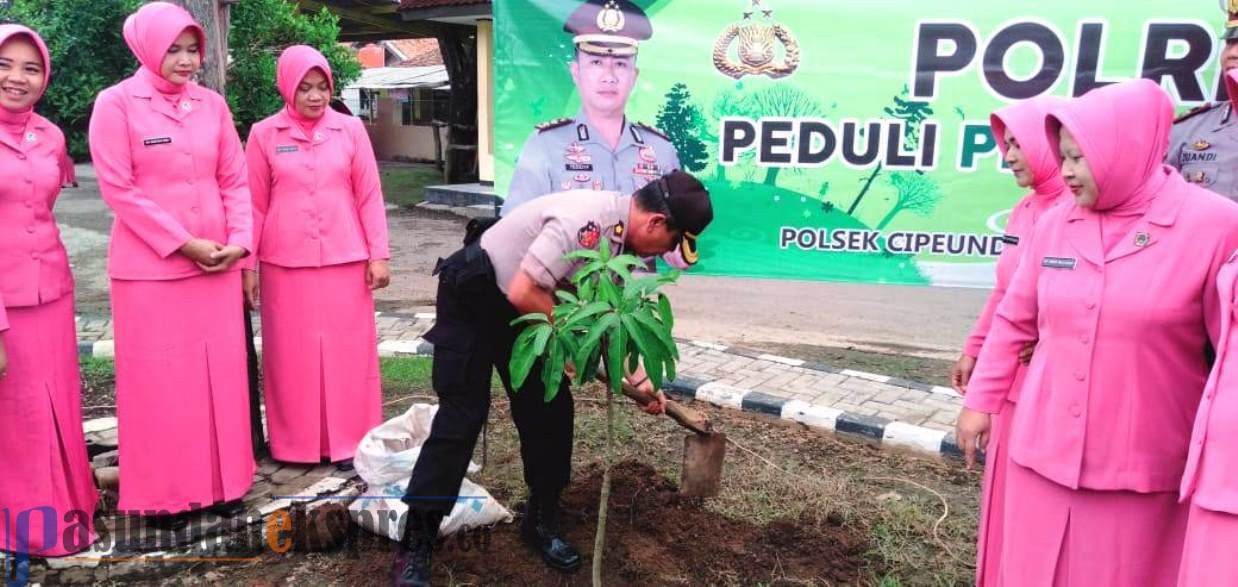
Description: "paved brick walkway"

(75, 311), (966, 456)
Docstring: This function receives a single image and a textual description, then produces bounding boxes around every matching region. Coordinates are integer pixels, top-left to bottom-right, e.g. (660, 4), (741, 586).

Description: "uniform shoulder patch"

(635, 122), (670, 141)
(536, 118), (573, 132)
(1174, 102), (1220, 125)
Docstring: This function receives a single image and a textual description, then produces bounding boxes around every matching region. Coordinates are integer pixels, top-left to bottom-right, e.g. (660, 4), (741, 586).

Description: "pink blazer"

(963, 194), (1057, 366)
(1181, 252), (1238, 513)
(966, 176), (1238, 492)
(88, 71), (251, 280)
(244, 109), (389, 268)
(0, 113), (74, 322)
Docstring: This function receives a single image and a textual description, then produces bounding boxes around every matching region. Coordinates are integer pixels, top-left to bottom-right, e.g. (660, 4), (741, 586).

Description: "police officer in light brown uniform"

(390, 171), (713, 587)
(1168, 2), (1238, 200)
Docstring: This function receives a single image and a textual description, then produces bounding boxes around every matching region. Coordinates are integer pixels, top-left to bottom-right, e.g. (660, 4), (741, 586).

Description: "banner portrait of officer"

(500, 0), (682, 216)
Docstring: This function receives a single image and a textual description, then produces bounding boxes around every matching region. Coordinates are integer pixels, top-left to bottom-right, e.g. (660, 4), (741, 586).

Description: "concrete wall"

(364, 97), (445, 163)
(477, 19), (495, 183)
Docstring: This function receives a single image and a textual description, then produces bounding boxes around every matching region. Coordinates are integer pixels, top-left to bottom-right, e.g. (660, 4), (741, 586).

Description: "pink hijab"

(991, 96), (1069, 201)
(0, 25), (52, 142)
(122, 2), (205, 93)
(1045, 78), (1174, 213)
(276, 45), (334, 134)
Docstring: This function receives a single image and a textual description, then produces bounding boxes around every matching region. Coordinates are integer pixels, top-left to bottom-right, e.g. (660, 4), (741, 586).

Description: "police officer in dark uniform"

(1167, 1), (1238, 200)
(502, 0), (682, 217)
(390, 171), (713, 587)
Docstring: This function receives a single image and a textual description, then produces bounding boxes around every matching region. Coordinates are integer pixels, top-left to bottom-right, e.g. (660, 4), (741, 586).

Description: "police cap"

(565, 0), (652, 57)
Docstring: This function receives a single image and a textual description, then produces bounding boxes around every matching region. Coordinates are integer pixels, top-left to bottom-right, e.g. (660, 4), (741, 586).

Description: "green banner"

(494, 0), (1224, 287)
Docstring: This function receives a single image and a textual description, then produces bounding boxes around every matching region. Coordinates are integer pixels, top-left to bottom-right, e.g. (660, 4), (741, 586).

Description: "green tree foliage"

(847, 86), (933, 216)
(746, 84), (823, 187)
(655, 82), (709, 173)
(0, 0), (359, 157)
(0, 0), (143, 159)
(228, 0), (360, 138)
(875, 171), (942, 230)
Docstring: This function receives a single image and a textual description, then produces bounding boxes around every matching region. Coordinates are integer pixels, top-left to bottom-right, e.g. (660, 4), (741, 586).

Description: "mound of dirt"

(434, 460), (868, 585)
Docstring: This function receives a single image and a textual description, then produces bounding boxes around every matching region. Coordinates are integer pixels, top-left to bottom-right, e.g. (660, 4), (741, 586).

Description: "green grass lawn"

(379, 163), (443, 208)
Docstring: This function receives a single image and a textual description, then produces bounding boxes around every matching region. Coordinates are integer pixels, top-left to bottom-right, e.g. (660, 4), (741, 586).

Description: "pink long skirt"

(975, 399), (1016, 587)
(0, 295), (97, 556)
(259, 262), (381, 463)
(1001, 463), (1188, 586)
(112, 272), (255, 514)
(1178, 503), (1238, 586)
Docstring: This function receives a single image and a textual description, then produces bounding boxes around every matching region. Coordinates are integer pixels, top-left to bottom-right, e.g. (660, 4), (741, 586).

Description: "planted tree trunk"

(166, 0), (231, 95)
(592, 389), (615, 586)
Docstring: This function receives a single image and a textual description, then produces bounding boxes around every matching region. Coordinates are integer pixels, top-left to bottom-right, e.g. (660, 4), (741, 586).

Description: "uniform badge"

(560, 180), (572, 190)
(612, 222), (625, 238)
(180, 100), (192, 112)
(1134, 232), (1150, 247)
(633, 162), (661, 177)
(573, 173), (592, 183)
(276, 145), (298, 154)
(593, 180), (604, 191)
(1194, 139), (1212, 151)
(597, 0), (625, 33)
(639, 146), (657, 162)
(23, 131), (36, 144)
(1042, 256), (1077, 270)
(313, 132), (324, 142)
(1189, 171), (1207, 183)
(577, 221), (601, 249)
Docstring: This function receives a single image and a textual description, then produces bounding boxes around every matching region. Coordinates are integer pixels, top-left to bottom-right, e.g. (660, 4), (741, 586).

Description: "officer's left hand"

(636, 378), (666, 415)
(367, 260), (391, 290)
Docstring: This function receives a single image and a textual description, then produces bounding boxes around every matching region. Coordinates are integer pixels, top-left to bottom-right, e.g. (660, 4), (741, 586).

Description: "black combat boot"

(390, 513), (436, 587)
(521, 492), (582, 572)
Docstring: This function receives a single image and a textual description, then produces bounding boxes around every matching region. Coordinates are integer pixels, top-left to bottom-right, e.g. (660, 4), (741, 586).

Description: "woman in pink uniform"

(955, 78), (1238, 586)
(243, 45), (389, 466)
(88, 2), (254, 525)
(1177, 69), (1238, 587)
(0, 24), (98, 557)
(950, 95), (1069, 587)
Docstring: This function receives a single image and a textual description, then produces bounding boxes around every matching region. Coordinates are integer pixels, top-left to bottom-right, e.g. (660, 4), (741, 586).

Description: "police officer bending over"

(391, 170), (714, 587)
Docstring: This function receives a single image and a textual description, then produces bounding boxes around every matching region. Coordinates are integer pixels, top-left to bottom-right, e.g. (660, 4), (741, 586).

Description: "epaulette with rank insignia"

(1174, 102), (1220, 125)
(635, 122), (670, 141)
(535, 118), (573, 133)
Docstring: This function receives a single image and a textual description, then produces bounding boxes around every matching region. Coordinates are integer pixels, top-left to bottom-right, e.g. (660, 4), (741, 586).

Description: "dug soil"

(427, 460), (868, 586)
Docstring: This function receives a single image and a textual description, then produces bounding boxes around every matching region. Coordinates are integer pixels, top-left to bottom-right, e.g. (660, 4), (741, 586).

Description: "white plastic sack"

(348, 403), (514, 539)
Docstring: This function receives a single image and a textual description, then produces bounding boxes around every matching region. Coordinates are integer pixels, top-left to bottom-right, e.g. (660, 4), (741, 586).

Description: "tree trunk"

(763, 166), (779, 187)
(165, 0), (230, 95)
(436, 26), (479, 184)
(713, 162), (726, 184)
(847, 163), (883, 216)
(592, 390), (614, 586)
(874, 203), (903, 231)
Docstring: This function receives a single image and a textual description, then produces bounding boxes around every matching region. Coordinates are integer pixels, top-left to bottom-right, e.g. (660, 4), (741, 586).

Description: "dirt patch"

(427, 460), (867, 586)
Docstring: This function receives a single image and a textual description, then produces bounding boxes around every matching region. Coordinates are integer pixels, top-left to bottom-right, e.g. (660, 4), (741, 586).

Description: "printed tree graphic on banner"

(747, 85), (824, 187)
(705, 85), (756, 183)
(846, 86), (934, 216)
(656, 83), (710, 173)
(875, 171), (942, 230)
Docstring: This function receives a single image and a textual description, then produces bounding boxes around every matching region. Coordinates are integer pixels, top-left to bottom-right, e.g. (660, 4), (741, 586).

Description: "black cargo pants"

(401, 242), (573, 534)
